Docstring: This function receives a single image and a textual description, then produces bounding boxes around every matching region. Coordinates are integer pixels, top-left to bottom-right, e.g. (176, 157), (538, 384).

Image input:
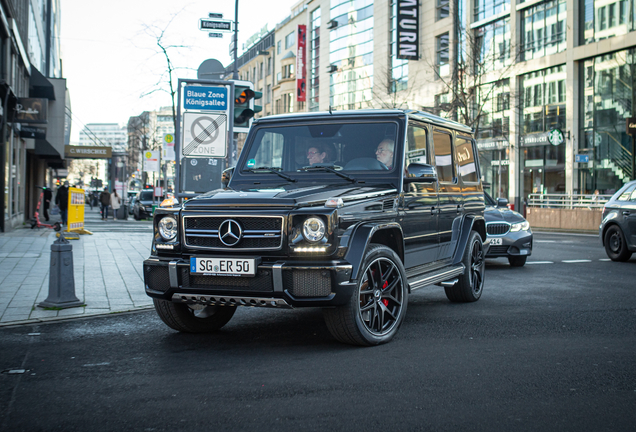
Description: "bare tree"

(370, 63), (421, 110)
(139, 10), (193, 134)
(426, 3), (522, 138)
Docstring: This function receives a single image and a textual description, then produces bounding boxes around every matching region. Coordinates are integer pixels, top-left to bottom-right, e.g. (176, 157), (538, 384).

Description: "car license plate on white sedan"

(190, 257), (257, 276)
(490, 238), (503, 245)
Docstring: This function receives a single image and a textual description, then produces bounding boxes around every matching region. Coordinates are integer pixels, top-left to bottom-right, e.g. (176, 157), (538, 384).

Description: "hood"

(484, 205), (526, 224)
(183, 183), (397, 210)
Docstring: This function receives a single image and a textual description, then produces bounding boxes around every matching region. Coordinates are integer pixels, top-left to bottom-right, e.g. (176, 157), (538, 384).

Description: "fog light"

(294, 246), (327, 253)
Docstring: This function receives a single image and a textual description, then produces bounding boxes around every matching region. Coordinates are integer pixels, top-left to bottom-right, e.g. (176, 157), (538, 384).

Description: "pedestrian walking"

(42, 186), (52, 221)
(54, 182), (69, 225)
(99, 187), (110, 220)
(110, 189), (122, 220)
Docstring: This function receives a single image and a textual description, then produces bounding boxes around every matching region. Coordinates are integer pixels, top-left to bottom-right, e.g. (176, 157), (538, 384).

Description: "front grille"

(283, 270), (332, 297)
(184, 216), (283, 250)
(487, 223), (510, 235)
(488, 245), (510, 255)
(144, 265), (171, 293)
(179, 267), (274, 292)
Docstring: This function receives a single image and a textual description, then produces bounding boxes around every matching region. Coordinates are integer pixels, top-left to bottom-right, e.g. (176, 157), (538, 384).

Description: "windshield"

(139, 191), (154, 201)
(241, 122), (399, 174)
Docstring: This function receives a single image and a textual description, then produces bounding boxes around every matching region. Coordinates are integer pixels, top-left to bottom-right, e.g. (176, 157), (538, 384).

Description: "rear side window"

(432, 130), (454, 182)
(456, 137), (478, 183)
(617, 184), (636, 201)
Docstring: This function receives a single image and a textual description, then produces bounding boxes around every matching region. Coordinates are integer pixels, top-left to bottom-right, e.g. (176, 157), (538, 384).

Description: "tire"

(604, 225), (632, 262)
(53, 222), (61, 232)
(508, 255), (527, 267)
(153, 298), (237, 333)
(323, 244), (408, 346)
(445, 231), (485, 303)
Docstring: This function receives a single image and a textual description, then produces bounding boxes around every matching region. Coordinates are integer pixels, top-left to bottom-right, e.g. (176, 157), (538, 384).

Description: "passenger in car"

(376, 139), (395, 169)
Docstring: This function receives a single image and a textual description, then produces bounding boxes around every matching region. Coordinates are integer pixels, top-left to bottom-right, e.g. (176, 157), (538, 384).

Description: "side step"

(437, 278), (458, 288)
(408, 265), (465, 292)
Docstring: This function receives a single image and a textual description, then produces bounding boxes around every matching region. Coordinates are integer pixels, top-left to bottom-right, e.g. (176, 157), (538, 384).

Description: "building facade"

(0, 0), (68, 232)
(227, 0), (636, 210)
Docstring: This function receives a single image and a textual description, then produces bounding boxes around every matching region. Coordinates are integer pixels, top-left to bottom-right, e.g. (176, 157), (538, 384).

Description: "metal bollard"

(38, 234), (85, 309)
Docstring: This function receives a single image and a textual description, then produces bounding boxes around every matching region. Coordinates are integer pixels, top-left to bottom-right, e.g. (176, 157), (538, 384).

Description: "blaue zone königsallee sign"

(183, 86), (228, 111)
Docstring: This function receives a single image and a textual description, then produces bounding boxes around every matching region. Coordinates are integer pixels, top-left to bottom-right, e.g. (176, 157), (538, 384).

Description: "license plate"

(490, 238), (503, 245)
(190, 257), (256, 276)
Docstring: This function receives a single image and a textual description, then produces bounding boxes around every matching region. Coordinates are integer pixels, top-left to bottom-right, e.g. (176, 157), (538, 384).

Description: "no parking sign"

(182, 112), (227, 157)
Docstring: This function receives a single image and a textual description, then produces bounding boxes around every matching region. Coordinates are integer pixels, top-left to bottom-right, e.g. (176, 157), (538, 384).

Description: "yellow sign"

(67, 187), (86, 232)
(164, 133), (174, 143)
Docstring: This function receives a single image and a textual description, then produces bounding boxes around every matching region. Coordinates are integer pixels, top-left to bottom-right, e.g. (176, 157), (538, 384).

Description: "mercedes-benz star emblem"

(218, 219), (242, 246)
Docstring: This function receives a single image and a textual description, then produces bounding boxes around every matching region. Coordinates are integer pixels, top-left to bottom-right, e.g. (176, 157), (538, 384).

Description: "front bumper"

(143, 257), (356, 308)
(486, 230), (533, 258)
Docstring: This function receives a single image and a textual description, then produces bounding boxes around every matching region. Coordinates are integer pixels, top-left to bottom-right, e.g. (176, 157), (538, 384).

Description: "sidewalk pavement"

(0, 208), (154, 327)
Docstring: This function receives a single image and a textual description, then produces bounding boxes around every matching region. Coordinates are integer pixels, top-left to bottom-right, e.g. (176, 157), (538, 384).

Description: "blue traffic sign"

(575, 154), (589, 163)
(183, 86), (228, 111)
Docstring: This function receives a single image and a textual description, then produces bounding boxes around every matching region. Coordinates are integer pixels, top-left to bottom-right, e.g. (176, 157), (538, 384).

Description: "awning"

(35, 139), (61, 157)
(29, 66), (56, 100)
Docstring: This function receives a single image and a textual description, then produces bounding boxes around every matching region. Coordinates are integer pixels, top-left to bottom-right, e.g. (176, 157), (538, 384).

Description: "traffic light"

(231, 80), (262, 133)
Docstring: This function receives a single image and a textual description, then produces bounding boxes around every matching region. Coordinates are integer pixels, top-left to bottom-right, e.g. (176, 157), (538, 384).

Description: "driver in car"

(375, 139), (394, 169)
(307, 143), (335, 166)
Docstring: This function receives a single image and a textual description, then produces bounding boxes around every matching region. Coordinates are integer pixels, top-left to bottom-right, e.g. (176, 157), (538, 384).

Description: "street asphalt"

(0, 206), (154, 326)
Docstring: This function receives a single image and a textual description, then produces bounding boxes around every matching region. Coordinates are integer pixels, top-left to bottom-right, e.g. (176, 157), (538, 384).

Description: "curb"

(0, 306), (155, 328)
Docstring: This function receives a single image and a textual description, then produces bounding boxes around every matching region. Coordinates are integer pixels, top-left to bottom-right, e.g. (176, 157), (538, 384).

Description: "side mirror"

(404, 163), (438, 183)
(497, 197), (509, 208)
(221, 167), (235, 188)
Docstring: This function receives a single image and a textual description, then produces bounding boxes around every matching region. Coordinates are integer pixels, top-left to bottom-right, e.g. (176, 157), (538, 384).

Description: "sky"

(60, 0), (299, 143)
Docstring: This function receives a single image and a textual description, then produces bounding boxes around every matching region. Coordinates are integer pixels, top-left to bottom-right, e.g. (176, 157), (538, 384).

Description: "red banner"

(296, 25), (307, 102)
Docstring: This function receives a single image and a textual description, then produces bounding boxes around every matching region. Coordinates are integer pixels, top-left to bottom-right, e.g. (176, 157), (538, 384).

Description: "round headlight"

(302, 217), (326, 243)
(158, 216), (178, 241)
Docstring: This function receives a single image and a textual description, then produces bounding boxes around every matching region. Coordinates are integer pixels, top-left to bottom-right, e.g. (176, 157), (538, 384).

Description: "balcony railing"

(527, 193), (612, 209)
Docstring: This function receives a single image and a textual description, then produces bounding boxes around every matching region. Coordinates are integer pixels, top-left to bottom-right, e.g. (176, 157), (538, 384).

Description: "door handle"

(623, 211), (630, 216)
(431, 207), (438, 215)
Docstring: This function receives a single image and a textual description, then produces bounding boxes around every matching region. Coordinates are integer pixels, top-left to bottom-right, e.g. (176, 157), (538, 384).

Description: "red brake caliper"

(382, 281), (389, 306)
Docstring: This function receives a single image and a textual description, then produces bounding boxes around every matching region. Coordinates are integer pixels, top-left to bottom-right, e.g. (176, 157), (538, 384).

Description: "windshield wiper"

(244, 167), (297, 182)
(298, 165), (356, 183)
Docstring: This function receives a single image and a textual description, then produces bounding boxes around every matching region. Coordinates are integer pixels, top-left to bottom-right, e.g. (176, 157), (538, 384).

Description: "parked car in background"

(484, 192), (533, 267)
(599, 180), (636, 262)
(133, 190), (161, 220)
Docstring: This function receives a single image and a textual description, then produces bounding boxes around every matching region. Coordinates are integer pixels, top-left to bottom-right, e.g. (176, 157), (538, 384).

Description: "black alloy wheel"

(604, 225), (633, 262)
(445, 231), (485, 302)
(323, 244), (408, 346)
(357, 256), (405, 337)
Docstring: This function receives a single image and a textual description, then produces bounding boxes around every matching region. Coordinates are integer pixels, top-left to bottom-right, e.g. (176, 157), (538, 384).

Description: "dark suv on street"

(144, 110), (487, 345)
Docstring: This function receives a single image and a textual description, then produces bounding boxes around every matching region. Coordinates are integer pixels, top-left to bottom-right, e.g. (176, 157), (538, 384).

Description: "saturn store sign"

(65, 145), (112, 158)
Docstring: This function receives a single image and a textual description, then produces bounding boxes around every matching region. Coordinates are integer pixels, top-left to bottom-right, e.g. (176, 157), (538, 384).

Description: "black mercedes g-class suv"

(144, 109), (487, 346)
